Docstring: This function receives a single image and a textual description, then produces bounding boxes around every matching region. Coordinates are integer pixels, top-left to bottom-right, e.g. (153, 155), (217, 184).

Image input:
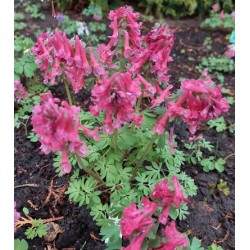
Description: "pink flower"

(14, 201), (21, 233)
(151, 177), (189, 225)
(31, 92), (100, 174)
(14, 80), (28, 102)
(212, 3), (219, 13)
(225, 45), (235, 58)
(151, 84), (173, 108)
(157, 221), (188, 249)
(231, 11), (235, 21)
(93, 13), (101, 21)
(201, 68), (208, 77)
(121, 198), (157, 237)
(219, 10), (225, 20)
(122, 228), (151, 250)
(90, 72), (142, 134)
(165, 78), (229, 134)
(89, 50), (106, 78)
(151, 179), (173, 206)
(121, 197), (158, 249)
(136, 74), (156, 98)
(153, 112), (168, 135)
(172, 176), (189, 206)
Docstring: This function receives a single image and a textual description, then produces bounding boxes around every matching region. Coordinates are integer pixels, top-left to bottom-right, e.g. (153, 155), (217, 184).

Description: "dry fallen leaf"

(43, 222), (64, 242)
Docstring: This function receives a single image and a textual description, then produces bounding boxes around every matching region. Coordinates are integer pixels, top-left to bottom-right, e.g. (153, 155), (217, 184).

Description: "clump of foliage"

(197, 55), (235, 73)
(138, 0), (234, 19)
(201, 3), (235, 30)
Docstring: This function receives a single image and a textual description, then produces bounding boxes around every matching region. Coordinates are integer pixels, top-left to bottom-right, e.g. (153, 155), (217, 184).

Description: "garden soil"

(14, 3), (235, 250)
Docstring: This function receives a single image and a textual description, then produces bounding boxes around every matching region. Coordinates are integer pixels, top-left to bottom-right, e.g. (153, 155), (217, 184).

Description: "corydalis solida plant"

(32, 6), (229, 172)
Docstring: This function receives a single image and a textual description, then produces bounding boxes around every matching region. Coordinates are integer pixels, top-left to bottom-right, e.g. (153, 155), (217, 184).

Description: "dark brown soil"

(14, 1), (235, 249)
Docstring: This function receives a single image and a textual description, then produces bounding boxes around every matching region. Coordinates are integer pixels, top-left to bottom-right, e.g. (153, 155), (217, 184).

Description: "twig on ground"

(14, 183), (40, 189)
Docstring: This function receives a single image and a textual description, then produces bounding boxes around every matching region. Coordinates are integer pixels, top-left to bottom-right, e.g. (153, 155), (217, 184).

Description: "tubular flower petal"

(157, 221), (188, 250)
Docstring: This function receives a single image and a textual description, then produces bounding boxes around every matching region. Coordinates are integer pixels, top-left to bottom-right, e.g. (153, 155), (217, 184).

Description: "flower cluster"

(90, 72), (142, 134)
(97, 6), (143, 67)
(97, 6), (174, 84)
(14, 201), (21, 233)
(153, 78), (230, 135)
(121, 176), (188, 250)
(32, 30), (96, 93)
(131, 25), (175, 84)
(211, 3), (235, 22)
(14, 80), (28, 102)
(31, 92), (100, 174)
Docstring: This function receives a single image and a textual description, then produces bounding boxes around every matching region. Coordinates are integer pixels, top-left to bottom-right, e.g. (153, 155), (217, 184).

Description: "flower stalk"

(76, 155), (105, 185)
(131, 141), (154, 181)
(63, 76), (73, 106)
(114, 129), (118, 153)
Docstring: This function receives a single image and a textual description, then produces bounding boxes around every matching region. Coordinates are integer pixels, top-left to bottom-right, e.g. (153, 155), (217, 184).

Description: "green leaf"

(201, 157), (215, 172)
(14, 239), (29, 250)
(207, 117), (227, 132)
(24, 62), (37, 78)
(23, 207), (29, 215)
(14, 62), (23, 74)
(148, 236), (162, 248)
(189, 237), (204, 250)
(214, 158), (226, 172)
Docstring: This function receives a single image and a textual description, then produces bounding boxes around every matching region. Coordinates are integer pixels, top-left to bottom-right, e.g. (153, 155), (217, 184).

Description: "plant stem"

(114, 129), (118, 153)
(63, 76), (73, 105)
(76, 155), (105, 186)
(130, 141), (154, 181)
(136, 93), (143, 111)
(131, 93), (143, 130)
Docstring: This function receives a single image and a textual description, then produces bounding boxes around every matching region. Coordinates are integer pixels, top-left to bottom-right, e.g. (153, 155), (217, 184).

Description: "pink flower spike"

(14, 80), (28, 102)
(212, 3), (219, 13)
(172, 176), (189, 207)
(31, 92), (93, 174)
(219, 10), (225, 20)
